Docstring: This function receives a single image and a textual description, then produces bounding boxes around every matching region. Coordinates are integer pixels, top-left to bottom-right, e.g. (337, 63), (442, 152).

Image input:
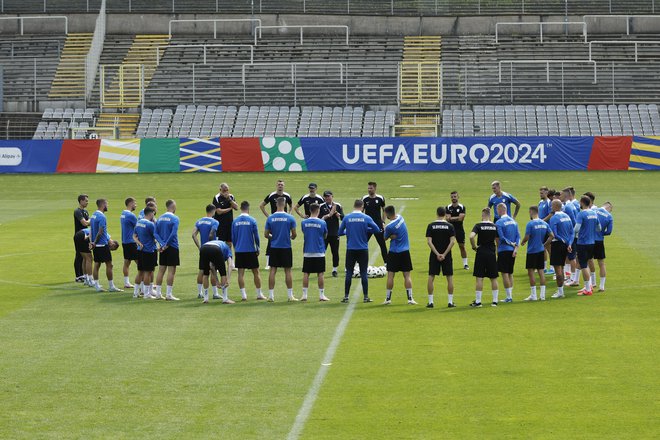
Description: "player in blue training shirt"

(574, 195), (601, 296)
(138, 196), (156, 220)
(154, 200), (180, 301)
(559, 187), (580, 286)
(301, 204), (329, 302)
(521, 206), (554, 301)
(199, 240), (234, 304)
(232, 201), (265, 301)
(133, 206), (161, 299)
(383, 205), (416, 305)
(192, 204), (220, 299)
(548, 199), (575, 298)
(90, 198), (122, 293)
(338, 199), (380, 304)
(593, 202), (613, 292)
(495, 203), (520, 303)
(488, 180), (521, 221)
(120, 197), (139, 290)
(264, 197), (297, 301)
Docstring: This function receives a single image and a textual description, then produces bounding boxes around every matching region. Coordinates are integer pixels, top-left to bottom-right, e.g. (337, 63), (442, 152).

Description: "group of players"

(71, 179), (613, 308)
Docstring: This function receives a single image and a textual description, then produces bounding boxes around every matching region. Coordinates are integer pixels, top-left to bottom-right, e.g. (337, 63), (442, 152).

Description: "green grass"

(0, 171), (658, 439)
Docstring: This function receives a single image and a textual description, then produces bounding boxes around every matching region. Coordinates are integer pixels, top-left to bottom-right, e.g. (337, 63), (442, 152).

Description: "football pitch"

(0, 171), (658, 439)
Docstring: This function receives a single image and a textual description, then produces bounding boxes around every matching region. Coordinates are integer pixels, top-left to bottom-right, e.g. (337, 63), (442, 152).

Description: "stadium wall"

(0, 13), (652, 36)
(0, 136), (657, 173)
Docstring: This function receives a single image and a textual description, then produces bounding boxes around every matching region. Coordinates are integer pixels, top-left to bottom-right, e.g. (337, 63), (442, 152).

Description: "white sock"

(544, 261), (548, 270)
(505, 287), (513, 299)
(386, 289), (392, 301)
(302, 287), (308, 299)
(222, 286), (228, 301)
(240, 288), (247, 299)
(287, 288), (294, 299)
(269, 289), (274, 300)
(492, 289), (499, 303)
(540, 285), (546, 300)
(333, 266), (338, 272)
(599, 277), (606, 290)
(212, 285), (218, 296)
(462, 257), (468, 266)
(94, 279), (99, 288)
(133, 285), (139, 296)
(406, 288), (413, 301)
(139, 282), (144, 293)
(166, 285), (173, 297)
(256, 287), (263, 296)
(590, 273), (596, 286)
(146, 284), (152, 296)
(475, 291), (482, 303)
(572, 271), (580, 283)
(319, 288), (325, 299)
(155, 285), (162, 295)
(564, 264), (571, 274)
(586, 279), (592, 291)
(124, 276), (130, 285)
(446, 293), (451, 304)
(558, 286), (564, 295)
(108, 280), (116, 289)
(203, 288), (208, 298)
(197, 284), (203, 295)
(530, 286), (537, 299)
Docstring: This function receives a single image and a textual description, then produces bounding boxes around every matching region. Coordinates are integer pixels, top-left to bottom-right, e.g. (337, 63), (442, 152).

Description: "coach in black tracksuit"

(362, 182), (388, 264)
(319, 190), (345, 277)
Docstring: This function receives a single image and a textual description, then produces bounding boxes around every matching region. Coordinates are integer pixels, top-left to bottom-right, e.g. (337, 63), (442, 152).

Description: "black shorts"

(138, 250), (158, 272)
(302, 256), (326, 274)
(122, 242), (139, 261)
(235, 251), (259, 269)
(93, 245), (112, 263)
(550, 241), (568, 267)
(216, 222), (232, 242)
(199, 245), (227, 276)
(454, 226), (465, 244)
(387, 250), (413, 273)
(567, 246), (577, 261)
(428, 252), (453, 276)
(269, 247), (293, 268)
(497, 251), (516, 274)
(526, 251), (545, 270)
(159, 246), (180, 267)
(74, 230), (90, 254)
(473, 251), (498, 279)
(594, 241), (606, 260)
(576, 244), (594, 269)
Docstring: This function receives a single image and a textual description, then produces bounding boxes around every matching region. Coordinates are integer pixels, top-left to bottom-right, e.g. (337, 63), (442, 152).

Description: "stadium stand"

(32, 107), (97, 139)
(1, 0), (657, 15)
(48, 33), (93, 100)
(441, 104), (660, 137)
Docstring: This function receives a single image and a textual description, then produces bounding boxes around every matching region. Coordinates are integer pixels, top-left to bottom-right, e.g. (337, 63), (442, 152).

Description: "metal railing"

(495, 21), (587, 43)
(1, 1), (657, 16)
(85, 0), (106, 103)
(498, 59), (598, 83)
(0, 56), (56, 110)
(100, 63), (144, 108)
(588, 40), (660, 62)
(0, 38), (61, 58)
(156, 44), (254, 65)
(0, 15), (68, 35)
(254, 25), (350, 46)
(168, 18), (262, 38)
(398, 61), (442, 106)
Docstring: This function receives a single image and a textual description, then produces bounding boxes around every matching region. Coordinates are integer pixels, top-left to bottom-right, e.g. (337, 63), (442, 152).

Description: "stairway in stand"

(397, 36), (442, 137)
(95, 113), (141, 139)
(48, 33), (93, 100)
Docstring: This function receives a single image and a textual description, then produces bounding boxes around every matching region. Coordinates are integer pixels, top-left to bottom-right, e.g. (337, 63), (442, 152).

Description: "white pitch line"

(287, 206), (404, 440)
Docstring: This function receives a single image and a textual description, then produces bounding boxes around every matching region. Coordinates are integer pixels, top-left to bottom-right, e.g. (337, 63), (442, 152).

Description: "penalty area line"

(287, 206), (404, 440)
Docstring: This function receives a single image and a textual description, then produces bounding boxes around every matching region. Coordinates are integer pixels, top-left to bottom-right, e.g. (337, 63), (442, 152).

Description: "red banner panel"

(219, 138), (264, 172)
(56, 139), (101, 173)
(587, 136), (633, 170)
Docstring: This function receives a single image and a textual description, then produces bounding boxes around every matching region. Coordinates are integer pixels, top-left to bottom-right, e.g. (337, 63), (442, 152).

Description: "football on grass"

(109, 240), (119, 251)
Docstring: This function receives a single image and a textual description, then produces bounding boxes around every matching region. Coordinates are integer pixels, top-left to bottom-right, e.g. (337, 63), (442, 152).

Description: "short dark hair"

(450, 191), (458, 196)
(436, 206), (446, 217)
(96, 198), (106, 208)
(384, 205), (395, 216)
(145, 196), (156, 204)
(144, 207), (155, 216)
(568, 187), (576, 196)
(584, 191), (595, 202)
(240, 201), (250, 211)
(125, 197), (135, 207)
(354, 199), (364, 209)
(547, 189), (556, 198)
(580, 195), (591, 207)
(309, 203), (320, 214)
(206, 204), (216, 214)
(529, 206), (539, 214)
(367, 181), (377, 187)
(276, 197), (286, 207)
(146, 202), (157, 209)
(165, 199), (175, 209)
(77, 194), (88, 203)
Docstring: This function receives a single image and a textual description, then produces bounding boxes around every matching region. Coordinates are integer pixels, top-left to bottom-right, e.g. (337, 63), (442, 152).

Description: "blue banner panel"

(0, 140), (62, 173)
(300, 137), (595, 171)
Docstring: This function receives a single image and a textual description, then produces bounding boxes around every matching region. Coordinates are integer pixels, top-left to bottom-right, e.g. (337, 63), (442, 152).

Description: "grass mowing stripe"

(288, 206), (404, 440)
